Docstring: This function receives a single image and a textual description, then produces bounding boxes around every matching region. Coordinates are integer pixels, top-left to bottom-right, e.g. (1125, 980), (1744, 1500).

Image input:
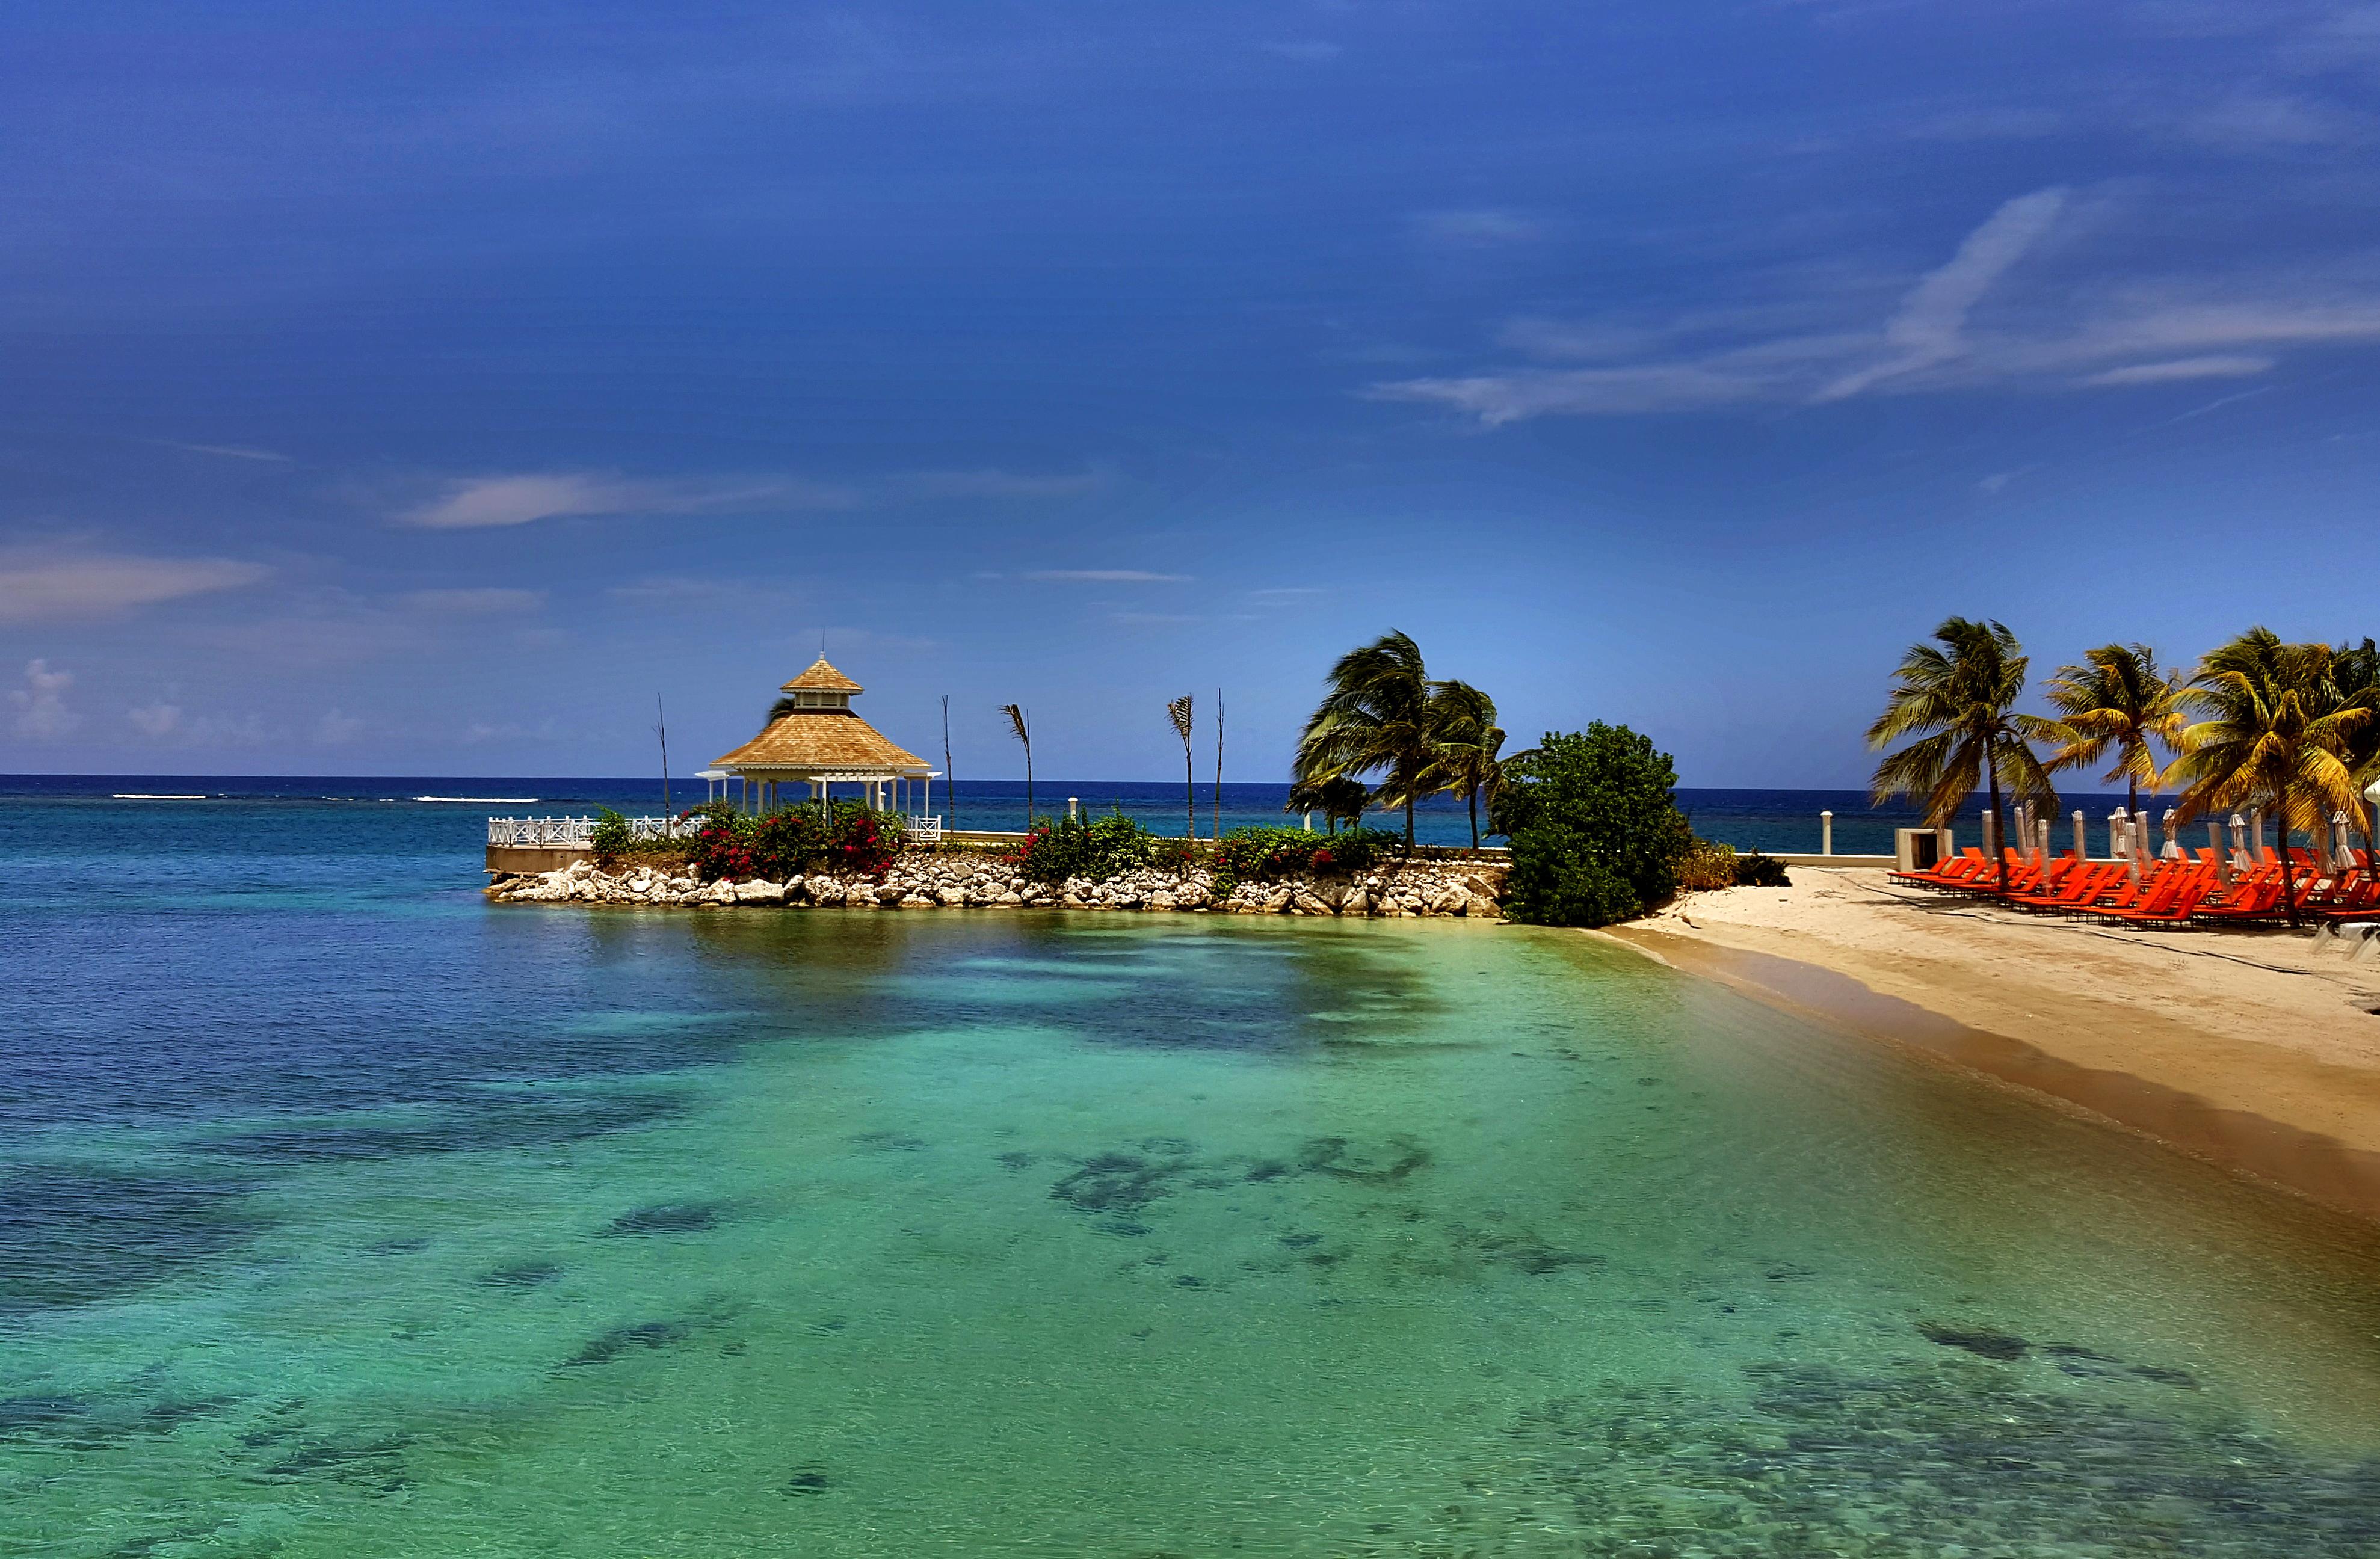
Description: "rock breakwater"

(488, 852), (1505, 918)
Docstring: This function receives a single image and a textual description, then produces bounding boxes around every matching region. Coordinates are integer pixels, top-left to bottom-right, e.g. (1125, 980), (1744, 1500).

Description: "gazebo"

(711, 657), (941, 838)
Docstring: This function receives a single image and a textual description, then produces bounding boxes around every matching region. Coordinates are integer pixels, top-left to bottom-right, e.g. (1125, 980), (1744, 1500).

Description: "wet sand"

(1605, 868), (2380, 1223)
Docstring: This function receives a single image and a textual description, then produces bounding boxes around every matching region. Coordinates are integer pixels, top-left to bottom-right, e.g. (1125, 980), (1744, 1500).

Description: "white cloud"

(128, 702), (182, 738)
(398, 587), (547, 613)
(1817, 188), (2069, 401)
(0, 550), (268, 623)
(11, 659), (79, 739)
(1026, 569), (1190, 583)
(315, 709), (365, 745)
(2183, 90), (2372, 149)
(2083, 354), (2275, 385)
(401, 472), (847, 529)
(1374, 189), (2380, 422)
(150, 440), (292, 463)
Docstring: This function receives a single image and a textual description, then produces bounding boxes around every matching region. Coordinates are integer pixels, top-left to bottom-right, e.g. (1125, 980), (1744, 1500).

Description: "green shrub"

(1009, 810), (1172, 883)
(1491, 724), (1692, 927)
(685, 801), (905, 881)
(1675, 838), (1738, 893)
(587, 808), (634, 864)
(1212, 825), (1401, 883)
(1733, 850), (1790, 888)
(1500, 825), (1643, 928)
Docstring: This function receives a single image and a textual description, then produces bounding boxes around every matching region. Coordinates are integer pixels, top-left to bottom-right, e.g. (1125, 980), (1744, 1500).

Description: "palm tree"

(1868, 617), (2062, 896)
(1168, 694), (1195, 839)
(2043, 644), (2184, 820)
(1295, 631), (1436, 849)
(2169, 629), (2369, 928)
(1286, 775), (1370, 834)
(999, 703), (1034, 826)
(1423, 679), (1506, 855)
(2333, 638), (2380, 866)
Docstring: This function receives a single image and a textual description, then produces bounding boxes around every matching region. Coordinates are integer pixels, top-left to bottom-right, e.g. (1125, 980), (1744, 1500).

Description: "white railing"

(486, 816), (706, 847)
(907, 814), (942, 844)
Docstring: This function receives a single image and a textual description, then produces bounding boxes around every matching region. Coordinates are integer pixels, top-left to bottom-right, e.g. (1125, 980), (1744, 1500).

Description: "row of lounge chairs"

(1889, 846), (2379, 929)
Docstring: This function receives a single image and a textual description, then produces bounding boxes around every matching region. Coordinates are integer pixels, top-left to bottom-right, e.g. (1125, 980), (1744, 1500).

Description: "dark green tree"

(1490, 724), (1691, 927)
(1294, 630), (1437, 849)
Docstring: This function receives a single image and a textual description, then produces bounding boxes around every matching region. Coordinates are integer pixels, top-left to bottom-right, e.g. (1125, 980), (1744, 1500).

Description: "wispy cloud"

(401, 472), (848, 529)
(150, 439), (294, 463)
(1816, 188), (2069, 401)
(0, 549), (268, 623)
(315, 709), (364, 745)
(2083, 354), (2273, 385)
(1026, 569), (1190, 583)
(398, 586), (546, 614)
(11, 659), (78, 740)
(1373, 187), (2380, 422)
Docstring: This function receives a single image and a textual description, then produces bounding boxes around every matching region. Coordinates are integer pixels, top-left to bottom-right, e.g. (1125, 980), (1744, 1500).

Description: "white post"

(2248, 806), (2267, 863)
(1981, 804), (1997, 860)
(2107, 808), (2126, 861)
(1068, 796), (1079, 822)
(2071, 810), (2085, 861)
(1936, 825), (1953, 863)
(1303, 811), (1313, 832)
(1820, 810), (1833, 856)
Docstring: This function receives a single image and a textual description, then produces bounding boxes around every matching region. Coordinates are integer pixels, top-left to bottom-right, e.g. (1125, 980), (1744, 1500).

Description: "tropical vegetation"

(2043, 643), (2184, 817)
(1867, 617), (2065, 895)
(683, 799), (907, 881)
(1492, 724), (1694, 927)
(1290, 629), (1511, 853)
(2168, 630), (2370, 927)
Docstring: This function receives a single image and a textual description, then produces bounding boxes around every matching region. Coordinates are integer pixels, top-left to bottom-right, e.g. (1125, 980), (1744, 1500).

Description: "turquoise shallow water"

(5, 800), (2380, 1555)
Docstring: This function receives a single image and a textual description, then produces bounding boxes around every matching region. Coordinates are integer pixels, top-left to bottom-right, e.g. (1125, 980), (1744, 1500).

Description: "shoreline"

(1605, 868), (2380, 1225)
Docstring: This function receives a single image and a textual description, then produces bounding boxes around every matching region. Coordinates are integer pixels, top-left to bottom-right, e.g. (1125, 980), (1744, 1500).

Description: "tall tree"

(1168, 694), (1195, 839)
(1867, 617), (2062, 896)
(1212, 689), (1224, 843)
(1424, 678), (1506, 855)
(1295, 630), (1437, 849)
(999, 703), (1033, 826)
(2332, 638), (2380, 867)
(2042, 644), (2184, 819)
(942, 694), (955, 829)
(2169, 629), (2369, 928)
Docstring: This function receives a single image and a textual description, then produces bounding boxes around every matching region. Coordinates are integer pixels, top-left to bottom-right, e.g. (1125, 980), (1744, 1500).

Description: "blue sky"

(4, 1), (2378, 786)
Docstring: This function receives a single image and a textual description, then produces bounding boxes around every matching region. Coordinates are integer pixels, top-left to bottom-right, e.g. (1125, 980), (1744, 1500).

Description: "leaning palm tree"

(1295, 630), (1436, 849)
(2169, 629), (2368, 928)
(2043, 644), (2184, 819)
(1168, 694), (1195, 839)
(999, 703), (1034, 826)
(1868, 617), (2062, 896)
(1423, 678), (1506, 855)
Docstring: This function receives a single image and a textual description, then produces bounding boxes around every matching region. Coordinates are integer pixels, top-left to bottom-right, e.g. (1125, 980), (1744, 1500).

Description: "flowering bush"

(1212, 825), (1400, 882)
(684, 801), (905, 881)
(1008, 810), (1168, 883)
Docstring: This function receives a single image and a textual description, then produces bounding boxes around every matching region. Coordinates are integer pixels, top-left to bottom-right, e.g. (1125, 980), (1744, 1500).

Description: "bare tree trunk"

(1185, 745), (1195, 841)
(1467, 782), (1480, 854)
(655, 694), (670, 815)
(942, 695), (955, 830)
(1212, 690), (1224, 842)
(1404, 793), (1415, 851)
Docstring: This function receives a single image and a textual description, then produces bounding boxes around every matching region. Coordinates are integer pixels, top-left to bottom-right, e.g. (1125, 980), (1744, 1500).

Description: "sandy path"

(1605, 868), (2380, 1220)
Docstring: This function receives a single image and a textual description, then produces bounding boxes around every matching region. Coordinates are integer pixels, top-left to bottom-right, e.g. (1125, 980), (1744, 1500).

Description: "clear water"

(4, 795), (2377, 1556)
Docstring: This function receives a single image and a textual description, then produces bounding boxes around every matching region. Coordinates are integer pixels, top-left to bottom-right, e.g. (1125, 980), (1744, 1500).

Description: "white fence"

(486, 816), (706, 847)
(490, 814), (944, 847)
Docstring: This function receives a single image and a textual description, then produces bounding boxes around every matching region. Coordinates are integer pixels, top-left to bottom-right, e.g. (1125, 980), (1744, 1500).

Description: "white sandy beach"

(1608, 867), (2380, 1220)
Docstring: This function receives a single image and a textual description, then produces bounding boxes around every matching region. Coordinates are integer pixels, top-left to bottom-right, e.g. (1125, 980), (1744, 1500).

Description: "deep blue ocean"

(0, 774), (2148, 856)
